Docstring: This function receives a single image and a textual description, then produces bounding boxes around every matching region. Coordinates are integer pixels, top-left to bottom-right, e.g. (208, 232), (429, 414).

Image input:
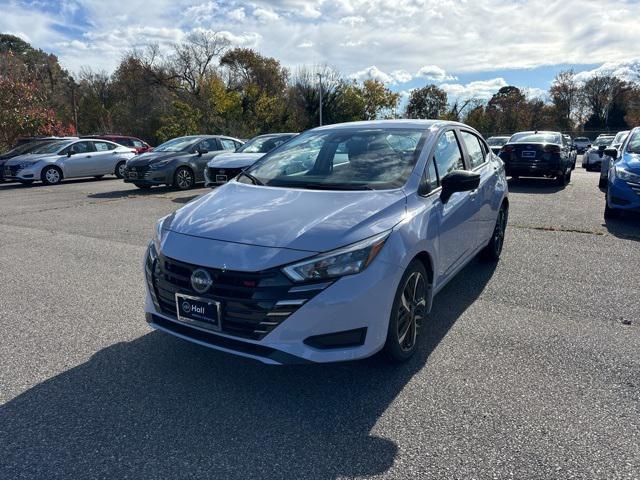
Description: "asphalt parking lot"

(1, 163), (639, 479)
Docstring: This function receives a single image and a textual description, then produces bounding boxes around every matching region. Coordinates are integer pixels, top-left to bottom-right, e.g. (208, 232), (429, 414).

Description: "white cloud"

(416, 65), (457, 82)
(391, 70), (412, 83)
(253, 7), (280, 23)
(228, 8), (246, 22)
(298, 40), (313, 48)
(574, 58), (640, 84)
(339, 16), (365, 27)
(441, 78), (508, 100)
(350, 66), (393, 84)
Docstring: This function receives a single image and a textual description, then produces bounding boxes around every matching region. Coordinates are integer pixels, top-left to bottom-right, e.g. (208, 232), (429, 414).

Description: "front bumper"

(144, 244), (404, 364)
(123, 165), (172, 185)
(607, 177), (640, 212)
(3, 165), (38, 181)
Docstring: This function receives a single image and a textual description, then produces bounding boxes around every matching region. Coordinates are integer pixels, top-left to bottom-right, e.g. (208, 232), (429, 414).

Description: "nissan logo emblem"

(190, 268), (213, 293)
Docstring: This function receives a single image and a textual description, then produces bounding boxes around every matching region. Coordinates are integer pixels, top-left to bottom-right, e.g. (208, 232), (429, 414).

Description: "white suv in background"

(3, 139), (135, 185)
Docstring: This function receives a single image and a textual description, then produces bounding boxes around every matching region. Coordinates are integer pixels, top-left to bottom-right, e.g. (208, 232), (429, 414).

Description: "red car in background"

(80, 135), (152, 154)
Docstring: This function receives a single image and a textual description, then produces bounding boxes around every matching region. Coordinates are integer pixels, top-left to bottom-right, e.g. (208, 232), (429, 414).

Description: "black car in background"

(486, 136), (511, 155)
(123, 135), (243, 190)
(499, 131), (573, 185)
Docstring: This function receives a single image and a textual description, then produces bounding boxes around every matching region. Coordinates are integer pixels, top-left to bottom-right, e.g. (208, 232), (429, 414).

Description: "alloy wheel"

(397, 271), (426, 352)
(176, 169), (194, 189)
(117, 163), (126, 178)
(45, 168), (60, 184)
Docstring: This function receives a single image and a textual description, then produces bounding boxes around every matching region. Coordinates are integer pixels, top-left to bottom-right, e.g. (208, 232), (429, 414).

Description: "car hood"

(5, 153), (53, 165)
(622, 153), (640, 172)
(127, 151), (186, 166)
(208, 152), (264, 169)
(166, 182), (407, 252)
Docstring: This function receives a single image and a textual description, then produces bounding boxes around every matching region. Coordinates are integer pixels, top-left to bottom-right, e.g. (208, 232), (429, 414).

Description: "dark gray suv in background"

(124, 135), (243, 190)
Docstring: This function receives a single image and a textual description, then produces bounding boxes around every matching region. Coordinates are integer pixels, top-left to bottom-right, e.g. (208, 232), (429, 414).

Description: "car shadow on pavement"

(506, 177), (565, 194)
(603, 214), (640, 241)
(0, 177), (116, 190)
(0, 258), (497, 479)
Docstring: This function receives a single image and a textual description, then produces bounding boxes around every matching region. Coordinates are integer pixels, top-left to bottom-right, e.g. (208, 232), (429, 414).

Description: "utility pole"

(317, 72), (323, 126)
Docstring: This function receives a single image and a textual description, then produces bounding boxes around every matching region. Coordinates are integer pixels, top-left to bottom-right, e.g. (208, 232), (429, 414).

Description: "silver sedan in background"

(3, 139), (135, 185)
(599, 130), (630, 188)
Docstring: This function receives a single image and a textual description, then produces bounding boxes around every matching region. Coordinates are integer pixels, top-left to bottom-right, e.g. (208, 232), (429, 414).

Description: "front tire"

(383, 260), (428, 363)
(604, 193), (622, 219)
(115, 161), (126, 179)
(598, 177), (607, 188)
(173, 166), (195, 190)
(481, 203), (508, 261)
(41, 166), (62, 185)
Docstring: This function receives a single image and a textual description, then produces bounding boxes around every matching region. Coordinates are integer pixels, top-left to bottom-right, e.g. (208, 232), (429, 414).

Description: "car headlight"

(149, 160), (170, 169)
(17, 162), (33, 169)
(614, 166), (640, 183)
(153, 215), (170, 252)
(282, 231), (390, 282)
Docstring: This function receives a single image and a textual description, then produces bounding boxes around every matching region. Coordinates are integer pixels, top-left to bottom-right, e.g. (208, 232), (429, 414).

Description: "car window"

(245, 128), (425, 190)
(220, 139), (237, 151)
(67, 141), (94, 154)
(117, 138), (133, 147)
(460, 131), (486, 169)
(197, 139), (219, 152)
(93, 142), (112, 152)
(133, 140), (143, 148)
(432, 130), (464, 184)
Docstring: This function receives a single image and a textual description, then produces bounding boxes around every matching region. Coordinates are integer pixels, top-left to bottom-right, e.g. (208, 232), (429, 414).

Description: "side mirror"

(196, 148), (208, 157)
(603, 148), (618, 159)
(440, 170), (480, 203)
(67, 150), (73, 157)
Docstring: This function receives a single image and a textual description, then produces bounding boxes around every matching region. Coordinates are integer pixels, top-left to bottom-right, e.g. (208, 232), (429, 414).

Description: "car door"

(90, 141), (117, 175)
(62, 141), (96, 177)
(428, 129), (478, 282)
(192, 138), (222, 182)
(458, 130), (496, 249)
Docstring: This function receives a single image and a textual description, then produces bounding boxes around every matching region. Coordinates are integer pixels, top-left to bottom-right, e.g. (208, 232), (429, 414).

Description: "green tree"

(405, 85), (448, 119)
(156, 101), (202, 143)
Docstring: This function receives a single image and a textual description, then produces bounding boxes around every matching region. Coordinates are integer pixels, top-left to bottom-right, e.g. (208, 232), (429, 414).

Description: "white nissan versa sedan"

(3, 139), (135, 185)
(144, 120), (509, 365)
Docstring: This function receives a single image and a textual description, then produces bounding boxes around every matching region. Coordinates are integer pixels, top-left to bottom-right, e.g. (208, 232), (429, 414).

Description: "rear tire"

(384, 260), (428, 363)
(41, 166), (62, 185)
(481, 203), (508, 261)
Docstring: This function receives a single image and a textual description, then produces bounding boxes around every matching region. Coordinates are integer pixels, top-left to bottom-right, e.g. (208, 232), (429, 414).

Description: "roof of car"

(313, 119), (470, 131)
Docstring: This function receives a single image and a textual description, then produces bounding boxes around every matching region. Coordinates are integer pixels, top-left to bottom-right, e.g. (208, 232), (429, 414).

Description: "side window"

(460, 131), (486, 169)
(425, 157), (438, 190)
(70, 141), (94, 154)
(93, 142), (111, 152)
(432, 130), (464, 184)
(197, 139), (218, 151)
(220, 139), (237, 151)
(132, 140), (143, 148)
(233, 140), (243, 150)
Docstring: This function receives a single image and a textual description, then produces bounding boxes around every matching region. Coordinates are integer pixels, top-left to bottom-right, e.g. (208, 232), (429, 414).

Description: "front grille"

(150, 253), (327, 340)
(626, 180), (640, 197)
(207, 166), (243, 183)
(4, 165), (21, 177)
(126, 165), (150, 179)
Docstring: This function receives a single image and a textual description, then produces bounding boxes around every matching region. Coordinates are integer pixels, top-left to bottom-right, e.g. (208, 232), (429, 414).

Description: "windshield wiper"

(238, 171), (265, 186)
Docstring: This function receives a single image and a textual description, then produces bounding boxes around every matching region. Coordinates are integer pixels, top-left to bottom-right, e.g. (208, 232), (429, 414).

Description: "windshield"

(487, 137), (509, 147)
(30, 141), (71, 154)
(243, 128), (425, 190)
(593, 137), (614, 147)
(613, 131), (630, 144)
(509, 132), (562, 144)
(238, 134), (294, 153)
(153, 137), (197, 152)
(626, 130), (640, 154)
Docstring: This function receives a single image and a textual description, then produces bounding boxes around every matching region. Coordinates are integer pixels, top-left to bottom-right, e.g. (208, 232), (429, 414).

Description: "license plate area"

(175, 293), (222, 331)
(521, 150), (536, 158)
(215, 174), (228, 183)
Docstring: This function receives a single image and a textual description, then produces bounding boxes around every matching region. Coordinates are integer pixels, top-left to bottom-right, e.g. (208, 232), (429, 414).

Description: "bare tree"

(549, 69), (579, 130)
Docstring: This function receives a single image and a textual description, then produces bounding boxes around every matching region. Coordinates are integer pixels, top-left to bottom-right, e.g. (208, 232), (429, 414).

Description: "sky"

(2, 0), (640, 103)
